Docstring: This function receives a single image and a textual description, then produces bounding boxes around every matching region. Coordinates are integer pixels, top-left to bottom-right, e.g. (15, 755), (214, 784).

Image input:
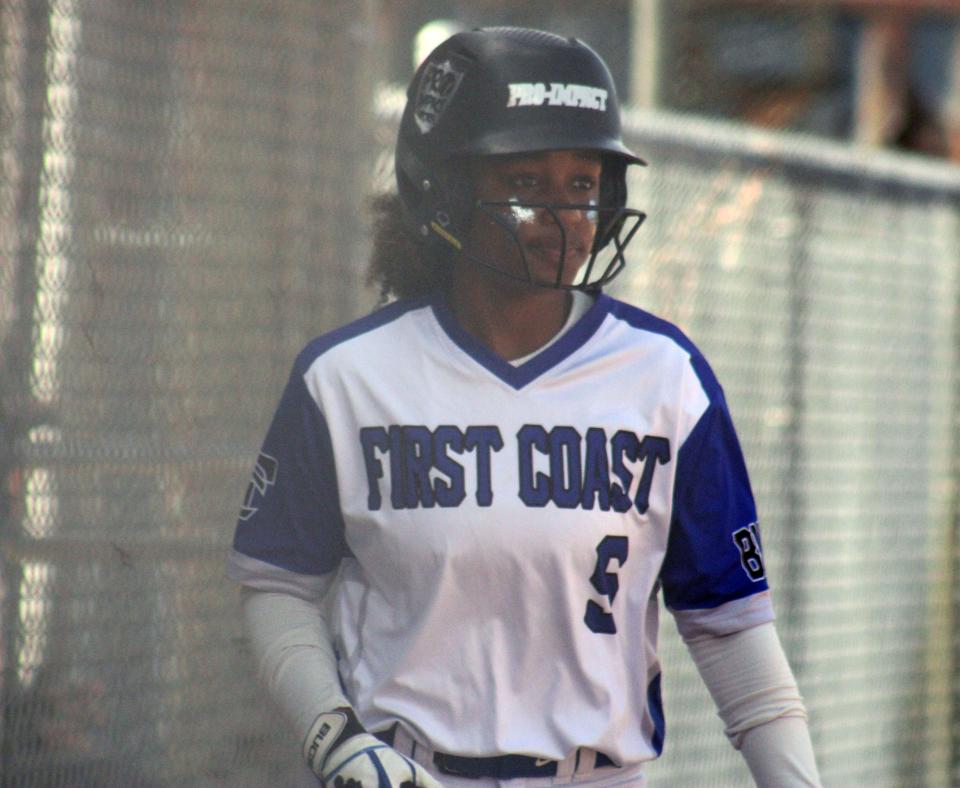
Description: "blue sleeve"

(660, 394), (769, 611)
(231, 363), (347, 576)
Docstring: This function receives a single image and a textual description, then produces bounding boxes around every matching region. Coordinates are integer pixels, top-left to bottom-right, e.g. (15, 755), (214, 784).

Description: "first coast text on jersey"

(359, 423), (670, 513)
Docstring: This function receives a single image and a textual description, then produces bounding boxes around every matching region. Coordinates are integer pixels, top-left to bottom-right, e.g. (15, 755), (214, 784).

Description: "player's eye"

(572, 175), (598, 192)
(507, 173), (539, 190)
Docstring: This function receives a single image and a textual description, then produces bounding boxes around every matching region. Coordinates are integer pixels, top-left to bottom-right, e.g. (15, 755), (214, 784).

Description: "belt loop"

(390, 726), (418, 759)
(555, 749), (577, 780)
(574, 747), (597, 776)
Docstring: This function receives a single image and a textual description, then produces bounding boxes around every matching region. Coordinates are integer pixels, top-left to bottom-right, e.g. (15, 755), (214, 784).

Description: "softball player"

(228, 27), (821, 787)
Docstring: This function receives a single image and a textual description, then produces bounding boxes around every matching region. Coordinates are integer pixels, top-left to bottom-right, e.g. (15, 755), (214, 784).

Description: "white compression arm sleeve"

(241, 585), (351, 739)
(685, 621), (821, 787)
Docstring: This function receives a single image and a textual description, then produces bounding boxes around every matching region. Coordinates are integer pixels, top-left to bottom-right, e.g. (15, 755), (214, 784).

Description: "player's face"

(466, 150), (602, 288)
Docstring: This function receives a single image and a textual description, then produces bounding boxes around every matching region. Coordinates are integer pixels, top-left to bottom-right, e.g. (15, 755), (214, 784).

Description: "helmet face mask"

(468, 197), (646, 291)
(395, 26), (646, 292)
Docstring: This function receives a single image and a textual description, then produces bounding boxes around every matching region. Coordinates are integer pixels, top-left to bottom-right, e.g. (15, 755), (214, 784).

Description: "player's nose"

(538, 187), (595, 231)
(537, 202), (596, 252)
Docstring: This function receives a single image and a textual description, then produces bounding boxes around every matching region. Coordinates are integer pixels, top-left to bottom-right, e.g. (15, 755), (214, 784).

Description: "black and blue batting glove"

(304, 707), (442, 788)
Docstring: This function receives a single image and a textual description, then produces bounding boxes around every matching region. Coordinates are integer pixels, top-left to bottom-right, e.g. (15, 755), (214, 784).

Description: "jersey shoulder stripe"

(292, 296), (433, 376)
(602, 295), (723, 403)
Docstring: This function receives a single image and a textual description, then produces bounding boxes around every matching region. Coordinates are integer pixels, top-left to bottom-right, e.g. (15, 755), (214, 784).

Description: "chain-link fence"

(1, 2), (378, 785)
(611, 112), (960, 787)
(2, 2), (959, 787)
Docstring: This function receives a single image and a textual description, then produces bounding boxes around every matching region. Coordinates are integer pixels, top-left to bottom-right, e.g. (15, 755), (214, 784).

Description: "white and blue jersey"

(227, 292), (773, 767)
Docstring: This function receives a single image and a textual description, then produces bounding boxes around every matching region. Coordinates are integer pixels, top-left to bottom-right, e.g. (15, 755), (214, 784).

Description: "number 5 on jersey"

(584, 535), (629, 634)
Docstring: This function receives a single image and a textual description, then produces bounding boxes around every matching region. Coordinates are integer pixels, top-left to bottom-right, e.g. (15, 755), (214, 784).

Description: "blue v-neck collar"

(430, 293), (611, 390)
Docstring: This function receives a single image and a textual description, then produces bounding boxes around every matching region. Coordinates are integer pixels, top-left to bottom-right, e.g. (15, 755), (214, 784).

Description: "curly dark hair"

(365, 193), (454, 303)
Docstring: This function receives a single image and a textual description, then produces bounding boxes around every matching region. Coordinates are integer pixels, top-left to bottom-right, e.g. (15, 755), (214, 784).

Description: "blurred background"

(1, 1), (959, 785)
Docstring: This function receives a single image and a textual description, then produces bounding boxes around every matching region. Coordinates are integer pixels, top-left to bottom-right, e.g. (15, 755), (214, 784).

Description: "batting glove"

(304, 707), (442, 788)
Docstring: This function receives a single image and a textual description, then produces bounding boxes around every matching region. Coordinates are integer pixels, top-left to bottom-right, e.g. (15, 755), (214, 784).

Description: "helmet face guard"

(396, 27), (646, 292)
(466, 200), (647, 291)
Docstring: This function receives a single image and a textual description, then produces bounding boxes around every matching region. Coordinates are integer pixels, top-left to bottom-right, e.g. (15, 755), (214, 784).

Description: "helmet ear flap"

(396, 142), (475, 255)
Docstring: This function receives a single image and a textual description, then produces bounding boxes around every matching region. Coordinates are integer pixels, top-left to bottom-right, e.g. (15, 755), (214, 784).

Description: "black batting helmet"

(395, 26), (646, 290)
